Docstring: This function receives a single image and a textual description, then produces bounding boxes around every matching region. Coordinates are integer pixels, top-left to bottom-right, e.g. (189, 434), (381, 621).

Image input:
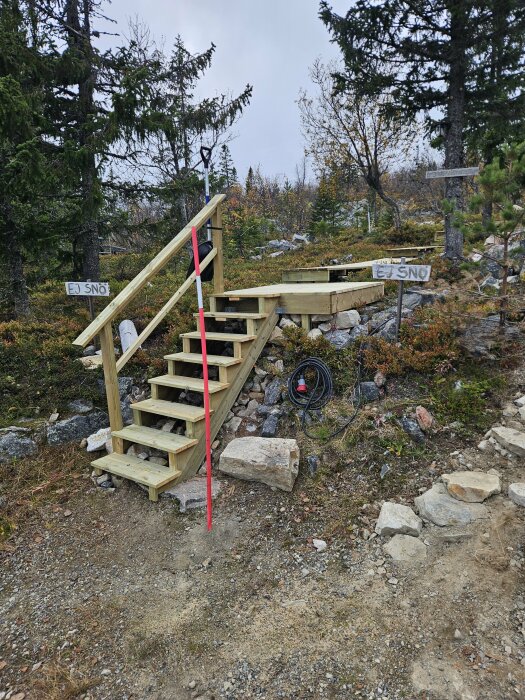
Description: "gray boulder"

(358, 382), (380, 403)
(0, 428), (38, 463)
(261, 413), (280, 437)
(219, 437), (299, 491)
(383, 534), (427, 563)
(67, 399), (94, 414)
(97, 376), (133, 400)
(414, 483), (487, 527)
(458, 315), (521, 360)
(264, 377), (284, 405)
(375, 502), (423, 537)
(324, 330), (352, 350)
(47, 410), (108, 446)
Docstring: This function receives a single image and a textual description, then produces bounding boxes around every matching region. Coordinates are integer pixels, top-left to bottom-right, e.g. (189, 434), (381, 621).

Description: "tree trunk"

(482, 200), (493, 230)
(444, 2), (467, 261)
(500, 236), (509, 326)
(4, 226), (30, 318)
(66, 0), (100, 281)
(367, 175), (401, 230)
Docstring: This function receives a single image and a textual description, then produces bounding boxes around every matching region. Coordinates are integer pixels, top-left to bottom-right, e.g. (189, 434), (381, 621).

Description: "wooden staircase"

(91, 292), (278, 501)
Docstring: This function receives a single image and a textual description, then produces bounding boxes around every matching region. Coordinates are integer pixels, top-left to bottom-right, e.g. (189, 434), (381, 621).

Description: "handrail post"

(99, 322), (123, 435)
(212, 204), (224, 295)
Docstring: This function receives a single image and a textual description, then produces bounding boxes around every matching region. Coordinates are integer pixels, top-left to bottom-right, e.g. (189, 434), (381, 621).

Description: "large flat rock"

(375, 502), (422, 537)
(383, 534), (427, 563)
(442, 471), (501, 502)
(490, 426), (525, 457)
(414, 483), (488, 527)
(219, 437), (299, 492)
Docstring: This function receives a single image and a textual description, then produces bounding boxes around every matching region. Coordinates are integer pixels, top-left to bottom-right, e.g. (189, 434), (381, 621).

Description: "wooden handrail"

(72, 194), (226, 348)
(115, 247), (217, 372)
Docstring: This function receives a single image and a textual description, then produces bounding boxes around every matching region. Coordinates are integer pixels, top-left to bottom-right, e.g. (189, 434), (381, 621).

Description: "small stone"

(268, 326), (285, 345)
(454, 629), (463, 639)
(160, 419), (176, 432)
(374, 371), (387, 388)
(67, 399), (94, 414)
(490, 426), (525, 456)
(307, 328), (323, 340)
(274, 359), (284, 373)
(508, 483), (525, 507)
(383, 534), (427, 563)
(477, 439), (494, 453)
(401, 416), (425, 443)
(162, 477), (221, 511)
(358, 382), (380, 403)
(324, 329), (352, 350)
(86, 427), (112, 453)
(279, 317), (297, 329)
(388, 577), (398, 585)
(264, 377), (283, 405)
(188, 681), (196, 689)
(442, 471), (501, 502)
(415, 406), (433, 431)
(375, 502), (422, 537)
(313, 538), (327, 552)
(149, 456), (168, 466)
(261, 413), (279, 438)
(96, 473), (110, 485)
(48, 412), (59, 423)
(334, 309), (360, 329)
(63, 509), (72, 517)
(307, 455), (319, 476)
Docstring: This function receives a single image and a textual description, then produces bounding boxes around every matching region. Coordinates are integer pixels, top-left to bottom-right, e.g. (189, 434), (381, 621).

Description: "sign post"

(372, 260), (432, 343)
(66, 281), (110, 347)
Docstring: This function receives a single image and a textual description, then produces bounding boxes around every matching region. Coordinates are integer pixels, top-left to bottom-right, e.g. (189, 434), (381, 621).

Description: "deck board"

(282, 258), (416, 282)
(222, 282), (384, 314)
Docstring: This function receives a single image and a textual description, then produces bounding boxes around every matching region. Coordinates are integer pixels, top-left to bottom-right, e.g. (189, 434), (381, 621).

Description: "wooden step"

(131, 398), (211, 422)
(92, 453), (181, 488)
(112, 424), (197, 453)
(193, 311), (268, 320)
(180, 331), (256, 343)
(164, 352), (241, 367)
(149, 374), (228, 394)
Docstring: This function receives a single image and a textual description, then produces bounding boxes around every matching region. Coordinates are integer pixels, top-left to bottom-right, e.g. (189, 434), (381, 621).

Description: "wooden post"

(212, 204), (224, 295)
(99, 322), (123, 434)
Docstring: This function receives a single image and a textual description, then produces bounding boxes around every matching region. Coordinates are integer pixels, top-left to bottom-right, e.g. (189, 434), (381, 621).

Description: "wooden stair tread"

(149, 374), (228, 393)
(131, 399), (211, 422)
(112, 424), (197, 453)
(92, 453), (181, 488)
(210, 291), (281, 299)
(181, 331), (256, 342)
(164, 352), (241, 367)
(193, 311), (268, 320)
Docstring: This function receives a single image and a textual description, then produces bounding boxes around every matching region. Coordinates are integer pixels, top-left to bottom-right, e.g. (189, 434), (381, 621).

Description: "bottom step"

(92, 453), (181, 488)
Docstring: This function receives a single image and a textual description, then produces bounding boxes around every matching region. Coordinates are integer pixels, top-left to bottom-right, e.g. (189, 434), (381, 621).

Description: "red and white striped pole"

(190, 226), (213, 531)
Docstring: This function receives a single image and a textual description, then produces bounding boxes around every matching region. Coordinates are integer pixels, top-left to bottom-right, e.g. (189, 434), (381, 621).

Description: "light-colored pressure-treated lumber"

(131, 399), (210, 422)
(164, 352), (241, 367)
(149, 375), (229, 394)
(116, 248), (217, 371)
(180, 331), (256, 343)
(73, 194), (226, 348)
(112, 424), (197, 453)
(91, 453), (181, 488)
(99, 322), (123, 435)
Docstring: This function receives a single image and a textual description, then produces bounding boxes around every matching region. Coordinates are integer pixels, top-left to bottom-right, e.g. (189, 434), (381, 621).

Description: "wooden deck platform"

(218, 281), (384, 315)
(282, 258), (415, 283)
(385, 245), (443, 255)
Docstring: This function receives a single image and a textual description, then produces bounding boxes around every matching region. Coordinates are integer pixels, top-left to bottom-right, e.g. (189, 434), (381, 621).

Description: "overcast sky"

(106, 0), (350, 181)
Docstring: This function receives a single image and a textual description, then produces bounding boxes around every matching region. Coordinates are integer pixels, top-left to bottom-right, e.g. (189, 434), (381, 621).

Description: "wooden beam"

(72, 194), (226, 348)
(99, 322), (123, 435)
(115, 248), (217, 372)
(425, 167), (479, 179)
(212, 204), (224, 295)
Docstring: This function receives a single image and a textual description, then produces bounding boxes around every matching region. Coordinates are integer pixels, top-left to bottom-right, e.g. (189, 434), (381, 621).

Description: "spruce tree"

(320, 0), (525, 260)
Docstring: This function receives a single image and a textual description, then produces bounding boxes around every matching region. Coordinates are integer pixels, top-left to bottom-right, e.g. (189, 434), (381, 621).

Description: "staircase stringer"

(177, 300), (279, 482)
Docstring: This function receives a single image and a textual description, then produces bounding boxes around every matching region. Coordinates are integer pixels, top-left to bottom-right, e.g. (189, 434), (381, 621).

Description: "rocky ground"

(2, 377), (525, 700)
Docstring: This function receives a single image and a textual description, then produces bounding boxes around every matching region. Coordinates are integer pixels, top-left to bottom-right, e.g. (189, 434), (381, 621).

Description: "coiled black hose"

(288, 356), (363, 440)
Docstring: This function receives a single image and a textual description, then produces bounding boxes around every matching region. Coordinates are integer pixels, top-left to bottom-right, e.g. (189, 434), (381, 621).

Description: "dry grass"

(0, 444), (92, 546)
(33, 659), (96, 700)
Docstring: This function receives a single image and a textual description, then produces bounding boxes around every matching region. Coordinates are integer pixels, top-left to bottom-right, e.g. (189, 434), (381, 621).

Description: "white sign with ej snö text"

(372, 263), (431, 283)
(65, 281), (110, 297)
